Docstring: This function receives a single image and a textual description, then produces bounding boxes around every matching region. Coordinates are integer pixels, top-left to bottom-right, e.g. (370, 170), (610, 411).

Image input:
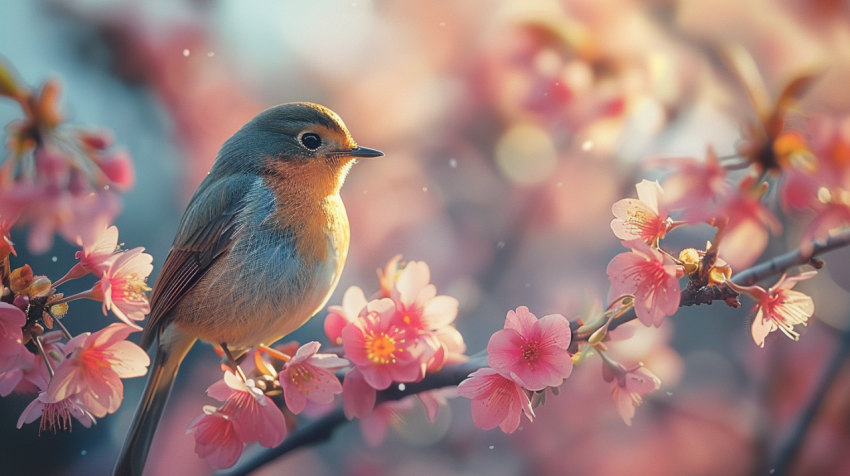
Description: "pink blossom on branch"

(17, 391), (95, 433)
(607, 239), (683, 327)
(654, 147), (732, 223)
(457, 367), (534, 433)
(205, 371), (287, 448)
(390, 260), (460, 335)
(342, 298), (429, 390)
(610, 365), (661, 426)
(729, 272), (816, 347)
(342, 367), (377, 420)
(92, 247), (153, 327)
(0, 302), (28, 373)
(75, 225), (120, 277)
(187, 406), (244, 470)
(325, 286), (368, 346)
(611, 180), (673, 244)
(279, 341), (348, 414)
(44, 323), (149, 418)
(487, 306), (572, 391)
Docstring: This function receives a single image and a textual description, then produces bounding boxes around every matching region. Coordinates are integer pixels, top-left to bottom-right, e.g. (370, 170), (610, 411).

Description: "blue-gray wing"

(140, 173), (255, 350)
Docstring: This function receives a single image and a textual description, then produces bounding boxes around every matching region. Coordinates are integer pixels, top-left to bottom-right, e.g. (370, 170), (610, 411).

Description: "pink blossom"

(17, 391), (95, 433)
(418, 387), (457, 422)
(187, 406), (243, 470)
(94, 247), (153, 327)
(74, 225), (120, 277)
(457, 368), (534, 433)
(487, 306), (572, 391)
(359, 397), (416, 447)
(45, 323), (149, 418)
(391, 260), (459, 334)
(714, 177), (782, 269)
(730, 272), (816, 347)
(800, 200), (850, 254)
(611, 180), (672, 244)
(342, 367), (377, 419)
(607, 239), (683, 327)
(206, 371), (287, 447)
(96, 150), (135, 190)
(376, 254), (404, 298)
(655, 148), (732, 223)
(611, 366), (661, 426)
(342, 298), (426, 390)
(279, 341), (347, 414)
(325, 286), (368, 346)
(0, 302), (28, 373)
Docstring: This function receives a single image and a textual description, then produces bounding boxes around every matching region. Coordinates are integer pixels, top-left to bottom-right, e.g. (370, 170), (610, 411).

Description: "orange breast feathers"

(262, 157), (352, 267)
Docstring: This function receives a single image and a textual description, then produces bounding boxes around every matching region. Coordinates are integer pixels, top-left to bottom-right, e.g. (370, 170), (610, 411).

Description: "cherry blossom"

(729, 272), (816, 347)
(487, 306), (572, 391)
(205, 371), (287, 448)
(359, 397), (417, 447)
(0, 302), (28, 373)
(342, 298), (427, 390)
(17, 391), (95, 433)
(279, 341), (347, 414)
(611, 180), (672, 244)
(607, 239), (683, 327)
(610, 365), (661, 426)
(45, 323), (149, 418)
(655, 148), (732, 223)
(93, 247), (153, 327)
(187, 406), (243, 470)
(342, 367), (377, 420)
(74, 225), (120, 277)
(457, 368), (534, 433)
(325, 286), (368, 346)
(390, 260), (459, 336)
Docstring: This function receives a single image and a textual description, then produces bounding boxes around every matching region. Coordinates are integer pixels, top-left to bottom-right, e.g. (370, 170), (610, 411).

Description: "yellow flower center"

(365, 332), (399, 365)
(121, 273), (151, 302)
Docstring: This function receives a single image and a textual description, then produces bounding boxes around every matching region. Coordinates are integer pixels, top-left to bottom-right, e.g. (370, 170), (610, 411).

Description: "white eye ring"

(300, 133), (322, 150)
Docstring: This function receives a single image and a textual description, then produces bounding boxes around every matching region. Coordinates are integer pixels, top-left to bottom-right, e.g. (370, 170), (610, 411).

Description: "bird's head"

(216, 102), (383, 195)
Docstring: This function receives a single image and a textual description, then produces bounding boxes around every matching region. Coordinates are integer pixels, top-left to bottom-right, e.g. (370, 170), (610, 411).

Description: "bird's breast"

(175, 180), (349, 350)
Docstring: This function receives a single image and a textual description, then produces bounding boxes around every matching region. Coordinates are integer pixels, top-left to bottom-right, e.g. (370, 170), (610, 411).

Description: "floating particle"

(183, 49), (190, 57)
(398, 383), (406, 391)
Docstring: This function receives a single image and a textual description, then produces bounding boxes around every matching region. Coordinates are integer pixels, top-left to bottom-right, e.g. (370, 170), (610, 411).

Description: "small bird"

(114, 103), (382, 475)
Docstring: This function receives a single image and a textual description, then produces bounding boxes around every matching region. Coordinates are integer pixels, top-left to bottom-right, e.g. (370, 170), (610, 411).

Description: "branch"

(221, 229), (850, 476)
(609, 229), (850, 333)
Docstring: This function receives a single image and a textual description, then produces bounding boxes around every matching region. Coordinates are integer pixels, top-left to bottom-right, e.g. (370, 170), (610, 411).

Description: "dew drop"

(525, 282), (531, 288)
(51, 256), (57, 263)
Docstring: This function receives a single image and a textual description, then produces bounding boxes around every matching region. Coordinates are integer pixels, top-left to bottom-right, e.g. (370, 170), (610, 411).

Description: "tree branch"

(220, 229), (850, 476)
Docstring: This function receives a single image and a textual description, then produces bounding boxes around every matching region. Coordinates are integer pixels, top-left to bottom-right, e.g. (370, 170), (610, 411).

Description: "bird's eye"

(300, 133), (322, 150)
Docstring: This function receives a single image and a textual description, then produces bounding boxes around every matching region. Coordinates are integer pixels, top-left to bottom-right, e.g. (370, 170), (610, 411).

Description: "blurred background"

(3, 0), (850, 475)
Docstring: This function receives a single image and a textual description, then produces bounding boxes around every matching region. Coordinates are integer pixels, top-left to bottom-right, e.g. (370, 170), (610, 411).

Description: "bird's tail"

(114, 327), (196, 476)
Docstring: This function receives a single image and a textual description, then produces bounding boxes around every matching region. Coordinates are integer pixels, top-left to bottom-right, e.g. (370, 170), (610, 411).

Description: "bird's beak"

(347, 146), (384, 158)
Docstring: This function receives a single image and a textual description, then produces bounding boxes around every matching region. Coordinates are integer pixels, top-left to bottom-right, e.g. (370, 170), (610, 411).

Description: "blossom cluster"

(0, 224), (152, 432)
(0, 58), (135, 254)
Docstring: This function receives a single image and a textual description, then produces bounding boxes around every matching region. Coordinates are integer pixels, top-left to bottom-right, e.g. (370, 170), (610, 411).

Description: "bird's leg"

(220, 342), (247, 382)
(257, 344), (292, 363)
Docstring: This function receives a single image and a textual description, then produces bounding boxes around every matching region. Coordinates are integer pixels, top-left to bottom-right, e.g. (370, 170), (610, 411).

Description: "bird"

(113, 102), (383, 476)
